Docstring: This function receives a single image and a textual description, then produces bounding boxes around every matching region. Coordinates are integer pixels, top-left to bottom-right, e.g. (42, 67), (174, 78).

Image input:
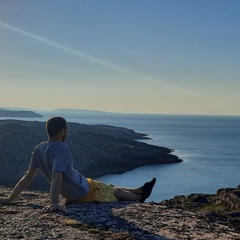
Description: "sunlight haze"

(0, 0), (239, 115)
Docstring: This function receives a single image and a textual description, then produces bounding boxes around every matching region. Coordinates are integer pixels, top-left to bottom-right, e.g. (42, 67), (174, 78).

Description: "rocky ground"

(1, 186), (240, 240)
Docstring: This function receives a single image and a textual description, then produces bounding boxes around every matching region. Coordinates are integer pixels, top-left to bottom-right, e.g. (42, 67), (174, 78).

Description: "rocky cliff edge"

(0, 185), (240, 240)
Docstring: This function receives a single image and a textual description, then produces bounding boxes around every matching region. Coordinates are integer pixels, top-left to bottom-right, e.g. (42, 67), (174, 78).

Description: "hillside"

(0, 119), (181, 190)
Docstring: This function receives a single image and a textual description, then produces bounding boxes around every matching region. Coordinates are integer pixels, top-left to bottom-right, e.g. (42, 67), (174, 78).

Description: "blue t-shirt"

(30, 141), (90, 200)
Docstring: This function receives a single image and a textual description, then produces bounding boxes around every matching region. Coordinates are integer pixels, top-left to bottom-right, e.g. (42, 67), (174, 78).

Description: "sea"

(72, 114), (240, 202)
(2, 114), (240, 202)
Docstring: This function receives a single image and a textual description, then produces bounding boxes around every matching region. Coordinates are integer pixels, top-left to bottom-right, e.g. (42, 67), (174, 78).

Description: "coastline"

(0, 119), (182, 190)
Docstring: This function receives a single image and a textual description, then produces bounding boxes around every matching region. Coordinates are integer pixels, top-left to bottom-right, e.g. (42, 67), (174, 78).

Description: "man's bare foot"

(140, 178), (156, 202)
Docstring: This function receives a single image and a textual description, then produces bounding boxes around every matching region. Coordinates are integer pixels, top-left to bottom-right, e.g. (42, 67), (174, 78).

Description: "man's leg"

(113, 178), (156, 202)
(115, 186), (142, 195)
(113, 187), (142, 201)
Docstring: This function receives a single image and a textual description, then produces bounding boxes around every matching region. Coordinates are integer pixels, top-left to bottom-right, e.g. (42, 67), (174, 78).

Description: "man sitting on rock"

(0, 117), (156, 213)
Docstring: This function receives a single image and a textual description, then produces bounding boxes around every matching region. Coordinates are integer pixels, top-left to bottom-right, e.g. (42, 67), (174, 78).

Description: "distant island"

(0, 109), (42, 118)
(51, 108), (110, 115)
(45, 108), (118, 118)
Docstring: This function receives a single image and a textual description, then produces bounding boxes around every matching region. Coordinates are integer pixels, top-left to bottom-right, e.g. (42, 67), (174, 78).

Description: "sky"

(0, 0), (240, 115)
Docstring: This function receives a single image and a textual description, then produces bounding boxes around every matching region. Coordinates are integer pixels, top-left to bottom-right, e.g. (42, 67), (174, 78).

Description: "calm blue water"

(2, 114), (240, 202)
(75, 114), (240, 202)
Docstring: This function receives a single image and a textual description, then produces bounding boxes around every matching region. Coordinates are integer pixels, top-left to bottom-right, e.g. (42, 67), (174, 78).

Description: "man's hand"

(41, 204), (65, 213)
(0, 197), (11, 204)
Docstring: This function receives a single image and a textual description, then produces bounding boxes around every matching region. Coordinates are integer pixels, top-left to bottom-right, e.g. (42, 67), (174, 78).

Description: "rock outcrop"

(0, 120), (181, 189)
(160, 185), (240, 234)
(0, 186), (239, 239)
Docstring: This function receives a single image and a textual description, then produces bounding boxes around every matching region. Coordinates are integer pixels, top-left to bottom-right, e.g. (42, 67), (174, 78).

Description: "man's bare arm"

(41, 172), (64, 213)
(0, 167), (38, 204)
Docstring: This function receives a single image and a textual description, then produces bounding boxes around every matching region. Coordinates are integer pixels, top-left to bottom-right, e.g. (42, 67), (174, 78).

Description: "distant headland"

(0, 109), (42, 118)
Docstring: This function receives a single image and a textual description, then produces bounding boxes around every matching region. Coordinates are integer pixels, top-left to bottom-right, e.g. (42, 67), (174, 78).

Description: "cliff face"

(0, 120), (181, 189)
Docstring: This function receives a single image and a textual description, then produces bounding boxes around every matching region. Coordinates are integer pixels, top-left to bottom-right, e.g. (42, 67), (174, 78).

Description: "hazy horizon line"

(1, 106), (240, 117)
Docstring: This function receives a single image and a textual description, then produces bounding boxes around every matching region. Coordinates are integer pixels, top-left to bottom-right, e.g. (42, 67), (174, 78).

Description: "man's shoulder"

(54, 141), (69, 148)
(33, 141), (70, 158)
(34, 141), (68, 151)
(44, 141), (69, 151)
(35, 141), (67, 147)
(34, 141), (48, 149)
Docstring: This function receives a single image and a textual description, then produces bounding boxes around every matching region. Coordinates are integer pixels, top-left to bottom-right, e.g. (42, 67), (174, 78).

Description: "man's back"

(30, 141), (90, 200)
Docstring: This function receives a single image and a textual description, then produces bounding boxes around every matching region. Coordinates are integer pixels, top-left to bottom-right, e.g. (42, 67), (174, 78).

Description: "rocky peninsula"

(0, 109), (42, 118)
(0, 119), (181, 190)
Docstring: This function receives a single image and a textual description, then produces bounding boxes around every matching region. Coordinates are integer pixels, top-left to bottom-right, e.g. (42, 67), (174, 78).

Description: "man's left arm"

(41, 172), (64, 213)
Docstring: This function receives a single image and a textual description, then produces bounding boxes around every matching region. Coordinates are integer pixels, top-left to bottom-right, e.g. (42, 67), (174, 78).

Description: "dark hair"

(46, 117), (68, 138)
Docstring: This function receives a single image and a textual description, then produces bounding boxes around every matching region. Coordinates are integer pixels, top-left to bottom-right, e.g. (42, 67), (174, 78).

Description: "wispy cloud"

(0, 21), (160, 84)
(0, 21), (122, 70)
(0, 21), (204, 98)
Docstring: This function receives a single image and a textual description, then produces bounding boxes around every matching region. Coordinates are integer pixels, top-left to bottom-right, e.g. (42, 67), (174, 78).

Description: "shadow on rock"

(61, 201), (171, 240)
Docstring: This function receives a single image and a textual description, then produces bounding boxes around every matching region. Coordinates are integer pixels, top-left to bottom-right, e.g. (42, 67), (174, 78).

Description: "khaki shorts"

(76, 178), (118, 203)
